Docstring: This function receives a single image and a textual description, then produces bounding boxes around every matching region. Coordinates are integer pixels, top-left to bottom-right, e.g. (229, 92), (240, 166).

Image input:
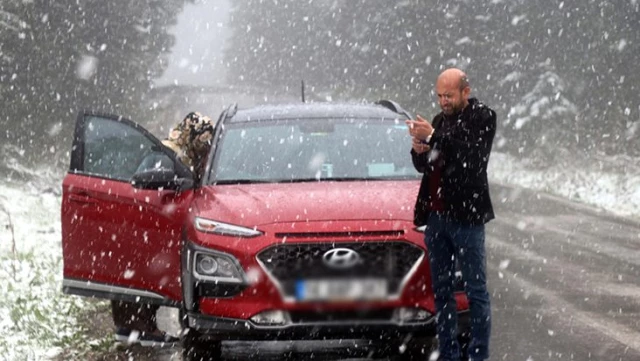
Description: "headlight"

(194, 217), (263, 237)
(193, 251), (244, 283)
(414, 225), (427, 233)
(195, 255), (218, 275)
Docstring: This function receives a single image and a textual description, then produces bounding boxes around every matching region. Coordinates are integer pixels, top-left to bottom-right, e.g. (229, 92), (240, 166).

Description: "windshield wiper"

(282, 177), (370, 183)
(214, 179), (277, 185)
(214, 176), (416, 185)
(324, 177), (371, 182)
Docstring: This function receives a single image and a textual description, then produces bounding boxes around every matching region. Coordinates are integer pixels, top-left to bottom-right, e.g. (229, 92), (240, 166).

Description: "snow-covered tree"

(226, 0), (639, 156)
(0, 0), (190, 165)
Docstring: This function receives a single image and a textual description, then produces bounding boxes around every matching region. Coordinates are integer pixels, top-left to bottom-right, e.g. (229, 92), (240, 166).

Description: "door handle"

(68, 193), (98, 205)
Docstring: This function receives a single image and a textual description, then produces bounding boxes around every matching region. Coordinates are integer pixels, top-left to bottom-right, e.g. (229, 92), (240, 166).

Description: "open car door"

(61, 111), (194, 307)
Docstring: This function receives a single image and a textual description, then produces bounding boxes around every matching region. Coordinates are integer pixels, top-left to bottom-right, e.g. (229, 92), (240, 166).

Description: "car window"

(211, 118), (419, 183)
(82, 116), (171, 181)
(135, 151), (174, 173)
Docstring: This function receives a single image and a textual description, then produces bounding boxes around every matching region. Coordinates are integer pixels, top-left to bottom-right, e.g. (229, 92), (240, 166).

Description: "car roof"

(227, 102), (406, 123)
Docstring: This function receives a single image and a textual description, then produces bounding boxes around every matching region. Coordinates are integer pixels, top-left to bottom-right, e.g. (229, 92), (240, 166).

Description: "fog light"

(393, 307), (432, 323)
(250, 310), (290, 326)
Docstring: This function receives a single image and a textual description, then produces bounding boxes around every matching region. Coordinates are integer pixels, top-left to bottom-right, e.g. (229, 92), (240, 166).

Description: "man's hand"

(412, 137), (430, 154)
(406, 114), (434, 141)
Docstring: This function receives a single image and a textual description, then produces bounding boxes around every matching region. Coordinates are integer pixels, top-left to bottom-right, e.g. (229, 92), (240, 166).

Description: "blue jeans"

(424, 213), (491, 361)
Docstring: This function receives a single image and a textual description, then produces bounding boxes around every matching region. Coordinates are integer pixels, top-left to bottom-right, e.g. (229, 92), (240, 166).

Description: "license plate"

(295, 278), (388, 301)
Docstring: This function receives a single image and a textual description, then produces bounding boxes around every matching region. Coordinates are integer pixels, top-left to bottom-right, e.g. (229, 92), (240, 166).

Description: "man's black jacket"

(411, 98), (496, 226)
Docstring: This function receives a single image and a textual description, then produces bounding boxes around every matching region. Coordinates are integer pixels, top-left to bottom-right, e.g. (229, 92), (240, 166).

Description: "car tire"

(181, 328), (222, 361)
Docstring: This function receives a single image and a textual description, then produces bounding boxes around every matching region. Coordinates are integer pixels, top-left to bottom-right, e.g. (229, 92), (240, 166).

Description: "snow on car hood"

(193, 180), (420, 227)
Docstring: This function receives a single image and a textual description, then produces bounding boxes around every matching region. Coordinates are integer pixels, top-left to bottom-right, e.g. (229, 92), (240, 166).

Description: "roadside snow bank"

(490, 151), (640, 219)
(0, 159), (103, 361)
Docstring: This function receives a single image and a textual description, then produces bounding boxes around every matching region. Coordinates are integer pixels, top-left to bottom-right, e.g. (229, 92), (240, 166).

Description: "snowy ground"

(0, 163), (96, 361)
(490, 151), (640, 221)
(0, 150), (638, 360)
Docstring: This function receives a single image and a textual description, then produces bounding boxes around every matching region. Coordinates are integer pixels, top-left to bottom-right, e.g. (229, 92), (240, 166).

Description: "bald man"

(407, 68), (496, 361)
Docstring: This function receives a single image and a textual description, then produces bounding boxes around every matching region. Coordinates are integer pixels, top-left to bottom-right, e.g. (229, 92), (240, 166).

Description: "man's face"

(436, 80), (468, 115)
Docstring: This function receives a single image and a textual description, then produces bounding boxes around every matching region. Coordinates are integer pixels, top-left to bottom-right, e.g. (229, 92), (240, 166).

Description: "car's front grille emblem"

(256, 241), (424, 299)
(322, 248), (360, 269)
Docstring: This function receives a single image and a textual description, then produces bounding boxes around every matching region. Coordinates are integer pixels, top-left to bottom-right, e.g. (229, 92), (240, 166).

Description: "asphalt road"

(150, 184), (640, 361)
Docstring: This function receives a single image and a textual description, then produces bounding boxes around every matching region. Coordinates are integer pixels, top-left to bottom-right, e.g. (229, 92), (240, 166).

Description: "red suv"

(61, 101), (470, 360)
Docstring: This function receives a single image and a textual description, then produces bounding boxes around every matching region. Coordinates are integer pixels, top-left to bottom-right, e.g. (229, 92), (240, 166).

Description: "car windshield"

(209, 117), (420, 183)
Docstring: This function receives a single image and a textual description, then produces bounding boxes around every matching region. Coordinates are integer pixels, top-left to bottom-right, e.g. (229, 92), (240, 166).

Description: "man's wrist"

(424, 129), (435, 143)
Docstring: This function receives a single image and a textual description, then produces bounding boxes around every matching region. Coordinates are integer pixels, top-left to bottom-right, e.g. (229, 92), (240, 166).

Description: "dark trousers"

(425, 213), (491, 361)
(111, 300), (159, 333)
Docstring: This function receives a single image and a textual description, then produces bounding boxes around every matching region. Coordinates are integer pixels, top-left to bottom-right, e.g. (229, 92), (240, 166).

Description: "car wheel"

(181, 328), (222, 361)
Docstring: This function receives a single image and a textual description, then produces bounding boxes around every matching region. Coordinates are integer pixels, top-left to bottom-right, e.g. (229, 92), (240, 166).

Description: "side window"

(135, 151), (174, 173)
(82, 116), (171, 181)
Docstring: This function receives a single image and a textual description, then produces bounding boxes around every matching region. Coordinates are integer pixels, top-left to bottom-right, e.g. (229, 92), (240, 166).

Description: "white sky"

(155, 0), (231, 87)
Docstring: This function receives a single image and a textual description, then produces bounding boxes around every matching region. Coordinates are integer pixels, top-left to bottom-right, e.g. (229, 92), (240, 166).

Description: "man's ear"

(463, 86), (471, 98)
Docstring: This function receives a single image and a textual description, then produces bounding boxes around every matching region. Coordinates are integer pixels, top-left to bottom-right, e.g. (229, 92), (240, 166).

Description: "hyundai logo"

(322, 248), (361, 269)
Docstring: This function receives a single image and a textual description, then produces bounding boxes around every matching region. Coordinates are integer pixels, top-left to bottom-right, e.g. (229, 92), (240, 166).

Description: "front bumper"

(184, 310), (470, 341)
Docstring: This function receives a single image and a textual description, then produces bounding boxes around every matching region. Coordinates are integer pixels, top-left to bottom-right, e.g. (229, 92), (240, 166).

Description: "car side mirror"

(130, 168), (194, 191)
(375, 99), (413, 120)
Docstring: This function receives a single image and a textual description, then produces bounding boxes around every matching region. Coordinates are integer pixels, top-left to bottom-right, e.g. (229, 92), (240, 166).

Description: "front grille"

(256, 241), (423, 298)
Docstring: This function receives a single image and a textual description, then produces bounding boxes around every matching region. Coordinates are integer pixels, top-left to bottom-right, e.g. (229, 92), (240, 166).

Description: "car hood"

(193, 180), (420, 227)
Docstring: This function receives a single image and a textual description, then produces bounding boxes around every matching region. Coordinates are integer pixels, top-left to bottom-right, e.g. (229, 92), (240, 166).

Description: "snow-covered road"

(486, 184), (640, 361)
